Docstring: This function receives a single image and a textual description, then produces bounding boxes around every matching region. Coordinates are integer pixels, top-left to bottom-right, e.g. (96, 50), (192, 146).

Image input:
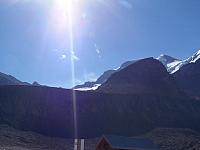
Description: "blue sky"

(0, 0), (200, 88)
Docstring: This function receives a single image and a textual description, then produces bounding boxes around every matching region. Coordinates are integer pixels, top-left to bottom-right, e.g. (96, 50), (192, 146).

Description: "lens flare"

(67, 0), (78, 138)
(50, 0), (79, 138)
(52, 0), (78, 138)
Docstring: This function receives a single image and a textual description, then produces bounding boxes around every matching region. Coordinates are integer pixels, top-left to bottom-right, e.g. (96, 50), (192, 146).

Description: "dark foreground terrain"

(1, 85), (200, 138)
(1, 125), (200, 150)
(146, 128), (200, 150)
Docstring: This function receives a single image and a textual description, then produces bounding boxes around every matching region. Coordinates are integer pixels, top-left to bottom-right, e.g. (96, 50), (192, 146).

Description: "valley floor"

(0, 125), (200, 150)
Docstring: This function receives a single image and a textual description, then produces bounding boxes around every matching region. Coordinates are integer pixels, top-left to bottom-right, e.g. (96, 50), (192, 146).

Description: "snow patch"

(75, 84), (101, 91)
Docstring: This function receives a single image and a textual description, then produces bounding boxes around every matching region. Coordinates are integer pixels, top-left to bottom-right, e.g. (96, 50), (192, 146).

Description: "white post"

(81, 139), (85, 150)
(74, 139), (78, 150)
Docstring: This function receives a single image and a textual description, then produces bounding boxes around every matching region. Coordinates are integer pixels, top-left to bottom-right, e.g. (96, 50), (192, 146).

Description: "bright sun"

(50, 0), (79, 34)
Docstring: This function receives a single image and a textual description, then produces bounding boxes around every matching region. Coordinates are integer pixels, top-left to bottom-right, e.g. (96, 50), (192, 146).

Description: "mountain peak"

(32, 81), (40, 86)
(190, 49), (200, 63)
(98, 57), (179, 95)
(0, 72), (29, 86)
(158, 54), (175, 58)
(159, 54), (171, 57)
(157, 54), (180, 66)
(74, 50), (200, 91)
(168, 49), (200, 74)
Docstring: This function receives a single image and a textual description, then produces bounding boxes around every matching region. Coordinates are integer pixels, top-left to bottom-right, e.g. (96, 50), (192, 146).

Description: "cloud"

(72, 55), (79, 61)
(94, 44), (102, 58)
(96, 48), (100, 54)
(53, 49), (79, 61)
(118, 0), (133, 9)
(71, 51), (79, 61)
(61, 54), (66, 60)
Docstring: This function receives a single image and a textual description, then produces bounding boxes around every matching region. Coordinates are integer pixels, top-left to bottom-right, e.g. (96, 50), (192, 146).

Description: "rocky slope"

(174, 57), (200, 97)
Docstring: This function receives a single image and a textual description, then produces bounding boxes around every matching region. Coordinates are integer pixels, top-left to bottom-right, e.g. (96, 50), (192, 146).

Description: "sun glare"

(66, 0), (79, 139)
(52, 1), (67, 33)
(50, 0), (79, 35)
(53, 0), (78, 138)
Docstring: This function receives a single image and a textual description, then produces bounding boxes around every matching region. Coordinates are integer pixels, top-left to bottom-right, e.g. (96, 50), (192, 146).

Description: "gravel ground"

(145, 128), (200, 150)
(1, 125), (200, 150)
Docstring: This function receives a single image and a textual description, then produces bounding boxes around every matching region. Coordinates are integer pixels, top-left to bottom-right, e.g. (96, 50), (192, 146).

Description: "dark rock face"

(174, 59), (200, 97)
(0, 86), (75, 138)
(0, 85), (200, 138)
(98, 58), (179, 96)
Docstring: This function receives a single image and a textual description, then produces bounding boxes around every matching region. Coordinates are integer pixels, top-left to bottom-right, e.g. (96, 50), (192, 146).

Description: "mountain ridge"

(0, 72), (30, 86)
(0, 72), (42, 87)
(97, 57), (181, 96)
(74, 50), (200, 91)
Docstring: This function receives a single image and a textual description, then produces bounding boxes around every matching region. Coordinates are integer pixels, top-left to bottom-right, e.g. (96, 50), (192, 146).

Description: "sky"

(0, 0), (200, 88)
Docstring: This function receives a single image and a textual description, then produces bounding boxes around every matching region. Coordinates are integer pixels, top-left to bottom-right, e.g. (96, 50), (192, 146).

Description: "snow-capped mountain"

(157, 54), (181, 66)
(98, 57), (180, 95)
(74, 54), (180, 91)
(167, 50), (200, 73)
(74, 50), (200, 91)
(156, 54), (182, 73)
